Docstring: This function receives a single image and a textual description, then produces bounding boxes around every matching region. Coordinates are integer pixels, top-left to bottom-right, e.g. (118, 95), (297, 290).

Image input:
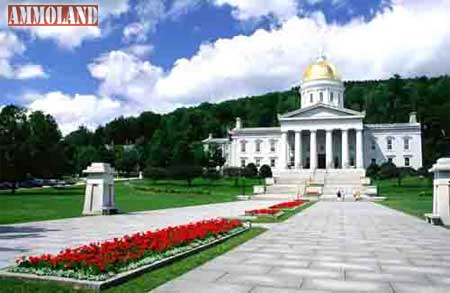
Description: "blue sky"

(1, 0), (449, 134)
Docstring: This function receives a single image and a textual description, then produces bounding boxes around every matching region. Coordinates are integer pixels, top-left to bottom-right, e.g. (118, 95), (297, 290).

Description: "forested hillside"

(76, 74), (447, 170)
(1, 75), (449, 182)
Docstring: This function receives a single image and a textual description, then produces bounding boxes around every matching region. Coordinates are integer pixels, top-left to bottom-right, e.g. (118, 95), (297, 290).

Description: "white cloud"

(88, 50), (167, 109)
(1, 0), (129, 49)
(124, 44), (154, 58)
(0, 31), (47, 79)
(213, 0), (298, 22)
(27, 92), (123, 134)
(25, 0), (450, 133)
(15, 64), (47, 79)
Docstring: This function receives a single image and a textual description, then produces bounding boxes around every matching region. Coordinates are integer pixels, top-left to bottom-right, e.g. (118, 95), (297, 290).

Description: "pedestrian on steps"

(336, 190), (341, 201)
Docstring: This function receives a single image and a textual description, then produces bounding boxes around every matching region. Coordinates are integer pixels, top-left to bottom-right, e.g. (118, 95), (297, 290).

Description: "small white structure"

(82, 163), (118, 215)
(427, 158), (450, 225)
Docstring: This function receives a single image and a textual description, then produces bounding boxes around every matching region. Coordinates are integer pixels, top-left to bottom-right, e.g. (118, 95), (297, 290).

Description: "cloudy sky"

(1, 0), (449, 134)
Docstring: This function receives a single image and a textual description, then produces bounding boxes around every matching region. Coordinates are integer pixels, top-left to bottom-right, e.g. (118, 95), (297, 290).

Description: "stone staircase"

(249, 168), (377, 201)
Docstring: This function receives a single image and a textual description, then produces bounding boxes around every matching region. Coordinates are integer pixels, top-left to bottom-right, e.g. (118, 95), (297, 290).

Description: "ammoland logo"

(8, 4), (98, 26)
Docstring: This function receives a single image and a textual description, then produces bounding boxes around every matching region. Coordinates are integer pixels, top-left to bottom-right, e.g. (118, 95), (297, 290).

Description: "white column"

(326, 130), (333, 169)
(280, 131), (287, 169)
(356, 129), (364, 169)
(310, 130), (317, 170)
(294, 131), (301, 169)
(341, 129), (349, 169)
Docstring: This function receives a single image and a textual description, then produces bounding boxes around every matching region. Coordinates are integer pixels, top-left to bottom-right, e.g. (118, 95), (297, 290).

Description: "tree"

(242, 163), (258, 178)
(75, 146), (98, 175)
(116, 147), (140, 176)
(143, 166), (168, 183)
(366, 163), (380, 179)
(168, 165), (203, 187)
(378, 162), (399, 179)
(0, 105), (31, 193)
(259, 165), (272, 179)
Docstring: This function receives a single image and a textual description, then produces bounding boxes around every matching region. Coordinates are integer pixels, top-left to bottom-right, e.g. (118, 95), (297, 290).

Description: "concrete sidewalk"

(155, 202), (450, 293)
(0, 200), (280, 269)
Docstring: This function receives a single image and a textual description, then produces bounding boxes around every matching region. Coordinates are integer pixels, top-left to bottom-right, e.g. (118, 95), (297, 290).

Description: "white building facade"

(203, 57), (423, 174)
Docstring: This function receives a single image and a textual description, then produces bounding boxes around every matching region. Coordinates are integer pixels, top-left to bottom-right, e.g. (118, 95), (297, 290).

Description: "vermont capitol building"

(203, 56), (423, 176)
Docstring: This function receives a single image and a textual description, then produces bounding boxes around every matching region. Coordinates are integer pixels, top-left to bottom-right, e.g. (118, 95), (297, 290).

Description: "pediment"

(280, 103), (363, 119)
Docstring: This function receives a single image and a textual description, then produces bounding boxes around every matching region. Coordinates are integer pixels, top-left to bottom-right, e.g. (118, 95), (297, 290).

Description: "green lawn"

(0, 227), (266, 293)
(0, 178), (260, 224)
(251, 201), (316, 223)
(375, 176), (433, 218)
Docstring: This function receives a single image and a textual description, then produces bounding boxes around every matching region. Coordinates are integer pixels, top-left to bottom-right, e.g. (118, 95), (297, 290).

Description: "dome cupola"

(299, 56), (345, 109)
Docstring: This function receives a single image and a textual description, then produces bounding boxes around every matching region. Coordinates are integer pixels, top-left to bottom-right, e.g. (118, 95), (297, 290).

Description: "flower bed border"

(245, 210), (284, 218)
(0, 225), (249, 291)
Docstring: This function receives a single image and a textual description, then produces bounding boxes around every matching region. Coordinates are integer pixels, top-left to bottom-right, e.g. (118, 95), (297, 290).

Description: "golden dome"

(303, 56), (340, 82)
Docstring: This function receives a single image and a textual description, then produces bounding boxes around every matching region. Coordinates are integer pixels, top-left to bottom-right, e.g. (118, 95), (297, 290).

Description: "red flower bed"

(245, 208), (280, 215)
(269, 199), (309, 209)
(16, 218), (242, 275)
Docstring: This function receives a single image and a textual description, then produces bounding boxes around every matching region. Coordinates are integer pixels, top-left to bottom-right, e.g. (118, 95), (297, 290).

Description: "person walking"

(336, 190), (341, 201)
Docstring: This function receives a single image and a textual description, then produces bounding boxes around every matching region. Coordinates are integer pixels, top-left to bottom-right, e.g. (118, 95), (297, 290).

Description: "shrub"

(143, 167), (168, 182)
(378, 162), (399, 179)
(366, 163), (380, 178)
(242, 163), (258, 178)
(259, 164), (272, 179)
(223, 167), (242, 186)
(203, 168), (221, 181)
(168, 165), (203, 186)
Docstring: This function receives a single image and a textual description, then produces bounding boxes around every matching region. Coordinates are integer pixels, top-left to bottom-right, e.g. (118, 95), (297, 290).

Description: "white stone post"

(326, 129), (333, 169)
(356, 129), (364, 169)
(310, 130), (317, 170)
(429, 158), (450, 224)
(341, 129), (349, 169)
(294, 131), (301, 169)
(280, 131), (288, 169)
(82, 163), (118, 215)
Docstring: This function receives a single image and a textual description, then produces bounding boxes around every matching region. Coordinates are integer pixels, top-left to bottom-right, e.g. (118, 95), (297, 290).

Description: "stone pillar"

(82, 163), (118, 215)
(294, 131), (302, 169)
(326, 129), (333, 169)
(310, 130), (317, 170)
(429, 158), (450, 224)
(280, 131), (288, 169)
(356, 129), (364, 169)
(341, 129), (349, 169)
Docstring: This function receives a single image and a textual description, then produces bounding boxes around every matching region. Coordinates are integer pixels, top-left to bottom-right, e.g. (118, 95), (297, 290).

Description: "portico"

(279, 126), (364, 170)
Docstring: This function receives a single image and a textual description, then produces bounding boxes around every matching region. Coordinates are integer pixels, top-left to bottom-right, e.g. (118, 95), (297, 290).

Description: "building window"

(371, 140), (376, 150)
(388, 157), (393, 164)
(404, 157), (410, 167)
(270, 140), (276, 152)
(240, 159), (246, 168)
(270, 158), (276, 168)
(320, 92), (323, 102)
(240, 140), (246, 152)
(255, 140), (262, 153)
(310, 93), (313, 103)
(371, 158), (376, 165)
(330, 92), (334, 102)
(387, 138), (393, 150)
(255, 158), (261, 168)
(404, 138), (410, 150)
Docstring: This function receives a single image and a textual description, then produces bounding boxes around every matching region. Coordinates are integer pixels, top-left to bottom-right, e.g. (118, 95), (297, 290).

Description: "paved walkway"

(155, 202), (450, 293)
(0, 200), (279, 269)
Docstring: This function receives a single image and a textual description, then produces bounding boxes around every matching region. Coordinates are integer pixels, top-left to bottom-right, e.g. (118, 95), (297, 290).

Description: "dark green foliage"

(115, 147), (140, 176)
(366, 163), (380, 179)
(242, 163), (258, 178)
(168, 165), (203, 186)
(143, 167), (168, 182)
(378, 162), (400, 179)
(259, 165), (272, 178)
(223, 167), (242, 186)
(0, 106), (69, 192)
